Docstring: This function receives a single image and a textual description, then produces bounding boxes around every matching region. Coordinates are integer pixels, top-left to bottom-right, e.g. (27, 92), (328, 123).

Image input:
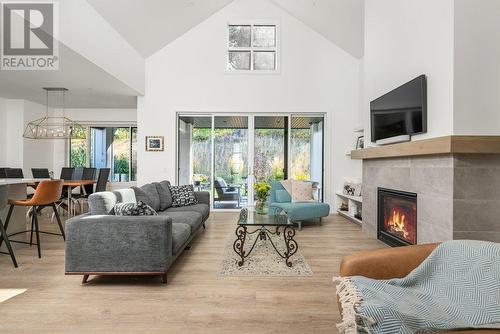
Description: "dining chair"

(31, 168), (51, 179)
(1, 180), (64, 258)
(74, 168), (97, 213)
(0, 185), (18, 267)
(53, 167), (74, 219)
(73, 167), (84, 181)
(60, 167), (74, 180)
(5, 168), (24, 178)
(0, 168), (9, 178)
(95, 168), (110, 192)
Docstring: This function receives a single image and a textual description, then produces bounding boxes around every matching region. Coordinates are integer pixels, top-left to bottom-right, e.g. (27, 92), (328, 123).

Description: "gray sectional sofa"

(64, 181), (210, 284)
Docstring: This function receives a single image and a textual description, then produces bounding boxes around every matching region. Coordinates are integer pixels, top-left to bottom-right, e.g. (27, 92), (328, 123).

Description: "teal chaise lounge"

(268, 181), (330, 230)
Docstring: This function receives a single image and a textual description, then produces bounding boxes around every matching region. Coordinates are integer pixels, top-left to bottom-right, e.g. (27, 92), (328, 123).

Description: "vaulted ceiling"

(88, 0), (364, 58)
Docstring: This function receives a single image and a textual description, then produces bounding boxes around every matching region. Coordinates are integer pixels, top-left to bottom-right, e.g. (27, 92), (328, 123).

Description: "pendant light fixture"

(23, 88), (84, 139)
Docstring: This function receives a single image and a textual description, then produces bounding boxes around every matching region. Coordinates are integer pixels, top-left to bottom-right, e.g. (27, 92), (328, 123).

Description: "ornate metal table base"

(233, 225), (298, 267)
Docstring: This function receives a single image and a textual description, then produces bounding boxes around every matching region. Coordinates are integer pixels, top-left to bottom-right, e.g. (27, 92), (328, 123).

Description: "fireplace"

(377, 188), (417, 247)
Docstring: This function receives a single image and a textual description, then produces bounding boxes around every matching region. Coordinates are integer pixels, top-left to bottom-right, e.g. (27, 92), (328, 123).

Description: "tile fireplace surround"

(362, 154), (500, 244)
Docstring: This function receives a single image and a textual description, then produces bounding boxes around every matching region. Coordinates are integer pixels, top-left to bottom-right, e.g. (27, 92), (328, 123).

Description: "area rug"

(219, 231), (313, 277)
(0, 289), (26, 303)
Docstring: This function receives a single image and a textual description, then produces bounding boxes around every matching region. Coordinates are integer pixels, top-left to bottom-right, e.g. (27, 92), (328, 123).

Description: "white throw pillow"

(291, 180), (314, 202)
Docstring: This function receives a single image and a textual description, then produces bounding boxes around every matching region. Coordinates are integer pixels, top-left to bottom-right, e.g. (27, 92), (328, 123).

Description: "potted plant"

(114, 157), (129, 182)
(253, 181), (271, 215)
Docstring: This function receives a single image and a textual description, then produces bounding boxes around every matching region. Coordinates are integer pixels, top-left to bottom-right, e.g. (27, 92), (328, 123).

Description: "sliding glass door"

(177, 113), (325, 210)
(213, 116), (248, 209)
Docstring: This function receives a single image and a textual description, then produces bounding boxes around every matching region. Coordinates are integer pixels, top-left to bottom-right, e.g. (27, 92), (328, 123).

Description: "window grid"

(227, 23), (277, 72)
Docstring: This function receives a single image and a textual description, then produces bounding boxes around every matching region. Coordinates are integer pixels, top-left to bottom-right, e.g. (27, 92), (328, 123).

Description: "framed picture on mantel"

(145, 136), (164, 151)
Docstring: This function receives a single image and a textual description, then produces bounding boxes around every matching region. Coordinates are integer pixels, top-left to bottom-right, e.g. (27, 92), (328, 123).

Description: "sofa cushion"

(112, 188), (136, 204)
(166, 203), (209, 220)
(154, 181), (173, 210)
(275, 189), (291, 203)
(172, 223), (191, 255)
(132, 184), (161, 211)
(114, 201), (157, 216)
(159, 211), (203, 233)
(270, 202), (330, 221)
(168, 184), (198, 207)
(88, 191), (117, 215)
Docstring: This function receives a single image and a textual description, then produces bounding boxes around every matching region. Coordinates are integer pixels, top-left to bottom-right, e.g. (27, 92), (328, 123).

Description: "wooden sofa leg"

(82, 274), (89, 284)
(161, 273), (167, 284)
(203, 223), (206, 230)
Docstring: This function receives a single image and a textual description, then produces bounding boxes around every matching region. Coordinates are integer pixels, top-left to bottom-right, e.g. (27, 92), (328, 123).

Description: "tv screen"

(370, 75), (427, 142)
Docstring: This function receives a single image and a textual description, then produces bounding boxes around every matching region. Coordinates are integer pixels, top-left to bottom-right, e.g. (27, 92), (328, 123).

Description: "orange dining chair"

(1, 180), (64, 259)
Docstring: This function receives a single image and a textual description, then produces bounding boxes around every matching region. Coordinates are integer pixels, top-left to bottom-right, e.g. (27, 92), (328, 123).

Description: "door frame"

(176, 112), (327, 212)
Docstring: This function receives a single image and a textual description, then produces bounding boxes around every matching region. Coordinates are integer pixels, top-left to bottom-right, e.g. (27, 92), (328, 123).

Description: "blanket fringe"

(333, 276), (375, 334)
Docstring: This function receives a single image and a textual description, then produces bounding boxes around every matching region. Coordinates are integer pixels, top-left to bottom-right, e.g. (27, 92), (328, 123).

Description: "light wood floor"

(0, 212), (386, 334)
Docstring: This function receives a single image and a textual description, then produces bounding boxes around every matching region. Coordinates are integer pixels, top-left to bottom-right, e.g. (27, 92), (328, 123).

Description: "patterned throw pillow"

(114, 201), (158, 216)
(168, 184), (198, 207)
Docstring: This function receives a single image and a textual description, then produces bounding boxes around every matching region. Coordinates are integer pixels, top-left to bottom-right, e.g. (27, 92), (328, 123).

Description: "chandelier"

(23, 88), (84, 139)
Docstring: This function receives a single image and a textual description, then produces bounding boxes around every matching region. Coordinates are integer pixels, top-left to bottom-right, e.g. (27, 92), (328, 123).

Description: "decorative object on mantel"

(145, 136), (164, 151)
(355, 135), (364, 149)
(23, 88), (84, 139)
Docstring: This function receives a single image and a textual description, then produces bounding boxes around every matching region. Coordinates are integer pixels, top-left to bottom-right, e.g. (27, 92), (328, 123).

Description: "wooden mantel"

(351, 135), (500, 159)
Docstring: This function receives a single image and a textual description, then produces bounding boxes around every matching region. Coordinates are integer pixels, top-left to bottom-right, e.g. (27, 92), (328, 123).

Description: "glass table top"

(237, 206), (292, 226)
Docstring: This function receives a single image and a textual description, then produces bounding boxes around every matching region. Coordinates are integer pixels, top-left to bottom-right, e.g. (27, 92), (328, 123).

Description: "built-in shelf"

(337, 210), (362, 225)
(351, 135), (500, 160)
(335, 191), (362, 226)
(335, 191), (362, 203)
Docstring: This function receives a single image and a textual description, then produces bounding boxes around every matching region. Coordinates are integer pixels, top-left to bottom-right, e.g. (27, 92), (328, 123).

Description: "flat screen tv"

(370, 75), (427, 142)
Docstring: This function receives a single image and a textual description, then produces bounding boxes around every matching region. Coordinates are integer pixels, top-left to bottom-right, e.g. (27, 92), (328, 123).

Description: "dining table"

(62, 180), (97, 217)
(27, 179), (97, 217)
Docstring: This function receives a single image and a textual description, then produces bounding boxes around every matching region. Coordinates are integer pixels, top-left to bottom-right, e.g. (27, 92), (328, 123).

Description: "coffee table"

(233, 206), (298, 267)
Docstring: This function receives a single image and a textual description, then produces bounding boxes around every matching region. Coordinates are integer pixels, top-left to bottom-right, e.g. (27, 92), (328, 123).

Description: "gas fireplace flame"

(388, 209), (409, 239)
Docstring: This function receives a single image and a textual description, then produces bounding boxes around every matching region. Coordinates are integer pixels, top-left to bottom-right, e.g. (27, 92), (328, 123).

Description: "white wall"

(138, 0), (362, 208)
(453, 0), (500, 135)
(23, 100), (55, 177)
(0, 99), (54, 176)
(363, 0), (455, 144)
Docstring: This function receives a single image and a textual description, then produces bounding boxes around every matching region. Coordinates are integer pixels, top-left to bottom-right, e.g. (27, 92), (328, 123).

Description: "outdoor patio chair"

(214, 178), (241, 208)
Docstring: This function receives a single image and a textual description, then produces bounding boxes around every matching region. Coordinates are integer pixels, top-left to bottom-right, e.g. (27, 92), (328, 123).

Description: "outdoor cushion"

(270, 202), (330, 221)
(166, 203), (209, 220)
(275, 189), (292, 203)
(154, 180), (173, 210)
(159, 211), (203, 233)
(172, 223), (191, 255)
(132, 184), (161, 212)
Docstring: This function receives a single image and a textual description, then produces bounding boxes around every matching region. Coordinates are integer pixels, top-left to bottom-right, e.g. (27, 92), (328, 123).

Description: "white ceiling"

(271, 0), (364, 58)
(88, 0), (364, 58)
(0, 43), (138, 108)
(87, 0), (235, 58)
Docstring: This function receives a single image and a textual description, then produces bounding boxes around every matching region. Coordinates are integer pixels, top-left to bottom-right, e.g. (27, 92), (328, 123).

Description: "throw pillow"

(114, 201), (158, 216)
(291, 181), (314, 202)
(168, 184), (198, 207)
(275, 189), (292, 203)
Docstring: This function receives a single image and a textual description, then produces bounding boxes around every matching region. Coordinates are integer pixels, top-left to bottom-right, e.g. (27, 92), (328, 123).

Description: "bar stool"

(0, 185), (18, 267)
(2, 180), (64, 259)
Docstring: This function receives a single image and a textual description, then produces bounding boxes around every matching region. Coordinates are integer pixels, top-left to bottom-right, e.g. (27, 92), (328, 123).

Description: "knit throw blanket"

(334, 240), (500, 334)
